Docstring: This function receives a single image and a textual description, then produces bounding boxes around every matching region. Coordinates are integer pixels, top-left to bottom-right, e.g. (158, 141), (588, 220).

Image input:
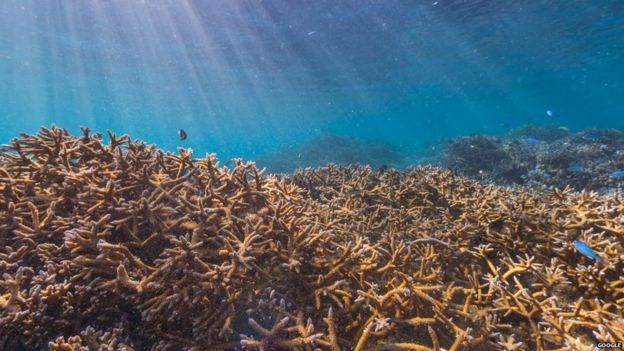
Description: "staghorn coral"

(47, 325), (134, 351)
(0, 126), (623, 350)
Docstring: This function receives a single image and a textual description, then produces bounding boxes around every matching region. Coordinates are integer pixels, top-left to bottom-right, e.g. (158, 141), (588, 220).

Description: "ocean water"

(1, 0), (623, 168)
(3, 3), (624, 350)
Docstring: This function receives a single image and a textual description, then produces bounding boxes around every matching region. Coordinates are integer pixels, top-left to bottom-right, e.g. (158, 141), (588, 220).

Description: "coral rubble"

(1, 126), (624, 350)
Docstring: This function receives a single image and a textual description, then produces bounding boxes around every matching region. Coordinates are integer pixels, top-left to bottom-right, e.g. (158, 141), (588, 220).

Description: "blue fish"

(546, 109), (558, 117)
(582, 133), (603, 139)
(609, 170), (624, 177)
(566, 165), (584, 172)
(573, 240), (603, 263)
(525, 137), (540, 143)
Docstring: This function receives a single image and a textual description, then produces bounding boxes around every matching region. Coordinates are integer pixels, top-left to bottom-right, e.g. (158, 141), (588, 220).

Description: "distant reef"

(437, 124), (624, 193)
(256, 125), (624, 194)
(256, 134), (405, 173)
(1, 126), (623, 350)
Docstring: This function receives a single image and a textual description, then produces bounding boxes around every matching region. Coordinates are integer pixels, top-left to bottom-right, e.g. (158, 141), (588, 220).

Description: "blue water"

(1, 0), (623, 166)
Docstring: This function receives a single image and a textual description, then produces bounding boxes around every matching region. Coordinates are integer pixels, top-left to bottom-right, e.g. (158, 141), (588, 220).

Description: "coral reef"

(258, 125), (624, 194)
(256, 134), (405, 173)
(510, 124), (571, 143)
(1, 126), (624, 350)
(443, 135), (510, 178)
(438, 125), (624, 193)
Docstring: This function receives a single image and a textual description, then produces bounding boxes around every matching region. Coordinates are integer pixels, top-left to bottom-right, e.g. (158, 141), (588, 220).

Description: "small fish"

(573, 240), (603, 263)
(609, 169), (624, 177)
(546, 109), (558, 117)
(525, 137), (540, 143)
(566, 165), (584, 172)
(307, 31), (316, 36)
(582, 133), (603, 139)
(178, 129), (187, 141)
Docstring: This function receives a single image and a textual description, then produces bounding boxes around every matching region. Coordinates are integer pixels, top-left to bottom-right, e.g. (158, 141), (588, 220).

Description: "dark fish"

(178, 129), (187, 141)
(566, 165), (584, 172)
(573, 240), (603, 263)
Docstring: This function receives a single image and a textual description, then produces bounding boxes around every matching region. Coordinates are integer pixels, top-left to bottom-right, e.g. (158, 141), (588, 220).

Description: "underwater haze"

(1, 0), (624, 166)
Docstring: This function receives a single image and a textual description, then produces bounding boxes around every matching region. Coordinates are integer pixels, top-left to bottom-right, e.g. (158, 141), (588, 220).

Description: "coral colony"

(1, 126), (623, 350)
(439, 126), (624, 193)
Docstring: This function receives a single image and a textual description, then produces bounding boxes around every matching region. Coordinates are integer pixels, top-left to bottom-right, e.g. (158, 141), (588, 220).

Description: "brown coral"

(1, 126), (623, 350)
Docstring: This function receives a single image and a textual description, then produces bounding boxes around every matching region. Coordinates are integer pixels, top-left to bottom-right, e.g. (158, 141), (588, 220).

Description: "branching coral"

(1, 126), (623, 350)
